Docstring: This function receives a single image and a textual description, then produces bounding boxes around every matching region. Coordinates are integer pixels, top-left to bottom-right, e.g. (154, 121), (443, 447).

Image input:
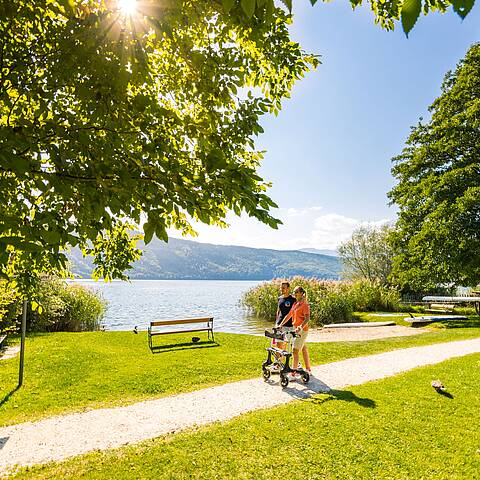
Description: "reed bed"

(242, 277), (402, 326)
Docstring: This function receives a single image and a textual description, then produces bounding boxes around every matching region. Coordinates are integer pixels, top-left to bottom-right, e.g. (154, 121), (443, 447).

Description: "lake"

(73, 280), (274, 334)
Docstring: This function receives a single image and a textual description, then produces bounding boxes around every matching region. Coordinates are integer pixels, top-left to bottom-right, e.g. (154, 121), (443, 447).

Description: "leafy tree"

(0, 0), (475, 297)
(338, 224), (395, 285)
(0, 0), (318, 294)
(389, 43), (480, 291)
(245, 0), (476, 35)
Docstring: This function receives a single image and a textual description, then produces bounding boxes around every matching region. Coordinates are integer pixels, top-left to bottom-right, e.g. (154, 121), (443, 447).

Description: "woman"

(279, 286), (311, 374)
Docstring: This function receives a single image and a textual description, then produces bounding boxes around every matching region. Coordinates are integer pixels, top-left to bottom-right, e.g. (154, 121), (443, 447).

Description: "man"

(275, 281), (295, 327)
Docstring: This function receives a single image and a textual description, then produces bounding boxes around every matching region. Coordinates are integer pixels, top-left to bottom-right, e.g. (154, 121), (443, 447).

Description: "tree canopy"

(338, 224), (394, 284)
(389, 43), (480, 291)
(272, 0), (476, 35)
(0, 0), (476, 296)
(0, 0), (319, 293)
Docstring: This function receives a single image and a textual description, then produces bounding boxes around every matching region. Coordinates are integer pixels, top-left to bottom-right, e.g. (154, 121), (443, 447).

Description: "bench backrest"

(150, 317), (213, 327)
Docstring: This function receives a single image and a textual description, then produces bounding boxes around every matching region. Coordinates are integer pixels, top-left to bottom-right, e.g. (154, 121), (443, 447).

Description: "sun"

(117, 0), (138, 15)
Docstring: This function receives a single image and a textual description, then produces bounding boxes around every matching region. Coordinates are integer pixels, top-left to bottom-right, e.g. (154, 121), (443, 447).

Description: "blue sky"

(176, 2), (480, 251)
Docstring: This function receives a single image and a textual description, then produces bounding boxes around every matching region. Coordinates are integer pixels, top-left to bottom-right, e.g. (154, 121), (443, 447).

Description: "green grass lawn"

(1, 319), (479, 427)
(8, 353), (480, 480)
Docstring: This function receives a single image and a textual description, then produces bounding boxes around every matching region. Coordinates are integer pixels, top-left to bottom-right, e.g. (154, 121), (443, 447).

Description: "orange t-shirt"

(289, 301), (310, 331)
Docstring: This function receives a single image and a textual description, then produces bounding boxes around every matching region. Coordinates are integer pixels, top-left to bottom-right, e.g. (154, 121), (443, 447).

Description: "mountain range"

(68, 237), (341, 280)
(299, 248), (338, 257)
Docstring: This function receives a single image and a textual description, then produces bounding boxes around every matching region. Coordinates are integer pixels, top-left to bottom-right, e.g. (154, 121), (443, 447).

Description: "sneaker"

(271, 364), (280, 372)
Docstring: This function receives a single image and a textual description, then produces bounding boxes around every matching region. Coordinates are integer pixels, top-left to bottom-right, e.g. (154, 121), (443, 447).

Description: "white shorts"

(293, 329), (308, 351)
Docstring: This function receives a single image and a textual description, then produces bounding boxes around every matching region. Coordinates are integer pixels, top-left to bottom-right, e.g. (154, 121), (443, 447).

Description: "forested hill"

(69, 237), (341, 280)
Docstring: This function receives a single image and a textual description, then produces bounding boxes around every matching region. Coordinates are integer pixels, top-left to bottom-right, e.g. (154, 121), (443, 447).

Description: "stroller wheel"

(301, 372), (310, 384)
(262, 368), (271, 381)
(280, 374), (289, 388)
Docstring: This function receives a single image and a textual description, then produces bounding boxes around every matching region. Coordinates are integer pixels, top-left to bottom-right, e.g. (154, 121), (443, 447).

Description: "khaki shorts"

(293, 329), (308, 351)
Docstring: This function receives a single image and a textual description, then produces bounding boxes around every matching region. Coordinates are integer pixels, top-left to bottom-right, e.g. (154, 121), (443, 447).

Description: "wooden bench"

(148, 317), (214, 349)
(425, 303), (456, 314)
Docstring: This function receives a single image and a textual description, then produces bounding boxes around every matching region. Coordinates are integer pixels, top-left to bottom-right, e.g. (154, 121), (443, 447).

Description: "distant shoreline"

(72, 278), (263, 282)
(71, 277), (337, 282)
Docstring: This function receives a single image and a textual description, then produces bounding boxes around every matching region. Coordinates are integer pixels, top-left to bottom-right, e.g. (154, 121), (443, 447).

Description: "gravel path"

(1, 338), (479, 475)
(307, 325), (427, 342)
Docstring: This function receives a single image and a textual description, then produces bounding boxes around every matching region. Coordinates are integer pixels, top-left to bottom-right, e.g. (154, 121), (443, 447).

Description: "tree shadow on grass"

(150, 340), (219, 354)
(0, 385), (20, 407)
(310, 389), (376, 409)
(439, 316), (480, 329)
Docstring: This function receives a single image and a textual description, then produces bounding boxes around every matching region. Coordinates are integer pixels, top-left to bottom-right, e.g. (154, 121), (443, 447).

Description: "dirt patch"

(307, 325), (430, 343)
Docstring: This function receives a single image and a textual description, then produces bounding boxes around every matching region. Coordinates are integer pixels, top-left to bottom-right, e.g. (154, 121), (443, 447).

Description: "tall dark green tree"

(389, 43), (480, 291)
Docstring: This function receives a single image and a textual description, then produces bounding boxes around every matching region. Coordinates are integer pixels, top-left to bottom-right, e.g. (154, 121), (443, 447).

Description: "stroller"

(262, 327), (310, 388)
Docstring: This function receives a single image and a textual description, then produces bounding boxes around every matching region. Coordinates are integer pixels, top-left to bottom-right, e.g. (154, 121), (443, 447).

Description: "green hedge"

(242, 277), (401, 326)
(0, 277), (107, 333)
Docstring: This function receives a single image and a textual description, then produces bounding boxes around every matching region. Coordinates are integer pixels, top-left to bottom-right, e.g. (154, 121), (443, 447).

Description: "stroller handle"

(266, 327), (299, 339)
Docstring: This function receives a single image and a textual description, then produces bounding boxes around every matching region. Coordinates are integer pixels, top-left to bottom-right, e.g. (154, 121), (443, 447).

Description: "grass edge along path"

(1, 323), (480, 427)
(1, 338), (479, 476)
(5, 351), (480, 480)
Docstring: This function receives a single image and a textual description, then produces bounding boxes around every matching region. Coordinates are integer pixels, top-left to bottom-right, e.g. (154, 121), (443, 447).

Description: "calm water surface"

(74, 280), (273, 334)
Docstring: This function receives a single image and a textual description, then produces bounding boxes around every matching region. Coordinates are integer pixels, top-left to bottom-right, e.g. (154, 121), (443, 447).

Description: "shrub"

(346, 280), (402, 312)
(0, 281), (22, 334)
(29, 277), (107, 332)
(242, 277), (401, 326)
(242, 281), (281, 319)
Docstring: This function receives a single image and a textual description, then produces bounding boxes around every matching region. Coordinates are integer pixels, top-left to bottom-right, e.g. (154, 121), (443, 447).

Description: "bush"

(346, 280), (401, 312)
(242, 281), (280, 318)
(0, 281), (22, 334)
(242, 277), (401, 326)
(29, 277), (107, 332)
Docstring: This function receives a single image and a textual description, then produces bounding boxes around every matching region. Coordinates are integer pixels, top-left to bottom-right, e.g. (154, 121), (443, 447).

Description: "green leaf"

(222, 0), (236, 12)
(401, 0), (422, 36)
(42, 230), (62, 245)
(452, 0), (475, 19)
(0, 236), (42, 251)
(241, 0), (256, 17)
(280, 0), (293, 11)
(143, 222), (154, 245)
(31, 300), (43, 314)
(57, 0), (75, 14)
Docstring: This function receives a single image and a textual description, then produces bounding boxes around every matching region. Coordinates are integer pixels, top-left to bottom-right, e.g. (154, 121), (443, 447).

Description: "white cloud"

(168, 208), (392, 251)
(285, 206), (323, 217)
